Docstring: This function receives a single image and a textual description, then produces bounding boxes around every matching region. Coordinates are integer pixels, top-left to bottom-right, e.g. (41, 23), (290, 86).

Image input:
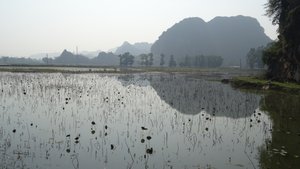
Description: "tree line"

(0, 56), (42, 65)
(119, 52), (223, 68)
(1, 50), (223, 68)
(246, 46), (265, 69)
(179, 55), (223, 68)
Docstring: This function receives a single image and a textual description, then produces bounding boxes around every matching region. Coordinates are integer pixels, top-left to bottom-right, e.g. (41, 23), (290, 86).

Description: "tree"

(0, 56), (42, 65)
(119, 52), (134, 67)
(247, 48), (257, 69)
(191, 55), (223, 68)
(139, 54), (148, 66)
(148, 53), (154, 67)
(184, 55), (192, 67)
(168, 55), (177, 67)
(179, 55), (193, 67)
(42, 57), (54, 65)
(194, 55), (205, 67)
(206, 55), (223, 68)
(139, 53), (153, 67)
(264, 0), (300, 81)
(2, 56), (9, 65)
(160, 54), (165, 66)
(246, 47), (265, 69)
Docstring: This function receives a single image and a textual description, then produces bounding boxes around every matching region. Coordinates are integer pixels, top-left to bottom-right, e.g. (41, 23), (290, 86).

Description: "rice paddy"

(0, 72), (297, 169)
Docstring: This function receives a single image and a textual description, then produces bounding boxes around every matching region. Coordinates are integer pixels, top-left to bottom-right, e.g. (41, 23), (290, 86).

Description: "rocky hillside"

(151, 15), (272, 66)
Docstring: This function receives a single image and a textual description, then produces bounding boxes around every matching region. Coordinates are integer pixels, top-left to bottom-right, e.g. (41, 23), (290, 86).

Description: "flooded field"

(0, 66), (119, 73)
(0, 73), (299, 169)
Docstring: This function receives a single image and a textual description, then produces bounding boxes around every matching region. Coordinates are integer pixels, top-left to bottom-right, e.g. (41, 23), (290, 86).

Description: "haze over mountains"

(29, 50), (102, 59)
(1, 15), (272, 67)
(151, 15), (272, 66)
(28, 42), (151, 59)
(114, 42), (152, 56)
(41, 49), (119, 66)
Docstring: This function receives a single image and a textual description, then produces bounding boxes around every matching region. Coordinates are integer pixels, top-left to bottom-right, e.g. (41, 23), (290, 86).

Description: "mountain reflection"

(118, 74), (261, 118)
(0, 73), (272, 169)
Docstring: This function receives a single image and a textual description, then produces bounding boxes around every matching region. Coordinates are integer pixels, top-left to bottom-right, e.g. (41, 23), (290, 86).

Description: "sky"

(0, 0), (278, 57)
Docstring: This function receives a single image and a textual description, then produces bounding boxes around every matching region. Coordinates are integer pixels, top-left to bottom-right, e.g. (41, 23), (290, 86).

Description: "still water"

(0, 73), (299, 169)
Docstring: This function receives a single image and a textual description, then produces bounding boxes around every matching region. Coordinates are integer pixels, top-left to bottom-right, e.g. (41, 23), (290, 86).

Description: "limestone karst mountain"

(151, 15), (272, 66)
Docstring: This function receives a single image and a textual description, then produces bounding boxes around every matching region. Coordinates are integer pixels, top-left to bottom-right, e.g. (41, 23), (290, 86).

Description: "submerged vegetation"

(0, 72), (298, 169)
(0, 66), (264, 78)
(0, 73), (271, 169)
(0, 2), (299, 169)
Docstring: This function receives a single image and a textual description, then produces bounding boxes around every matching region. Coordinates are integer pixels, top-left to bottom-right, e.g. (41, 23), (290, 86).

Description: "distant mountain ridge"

(151, 15), (272, 66)
(92, 52), (119, 66)
(53, 50), (90, 65)
(29, 52), (61, 59)
(115, 41), (152, 56)
(42, 49), (119, 66)
(29, 50), (101, 59)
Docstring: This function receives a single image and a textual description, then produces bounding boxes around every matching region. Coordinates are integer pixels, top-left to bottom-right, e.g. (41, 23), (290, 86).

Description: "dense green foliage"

(264, 0), (300, 82)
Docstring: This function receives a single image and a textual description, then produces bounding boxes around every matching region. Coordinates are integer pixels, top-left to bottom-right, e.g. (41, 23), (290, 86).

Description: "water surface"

(0, 73), (297, 169)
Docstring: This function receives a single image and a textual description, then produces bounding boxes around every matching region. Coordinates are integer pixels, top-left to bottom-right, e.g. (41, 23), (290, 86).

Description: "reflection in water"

(119, 74), (261, 117)
(259, 92), (300, 169)
(0, 73), (272, 169)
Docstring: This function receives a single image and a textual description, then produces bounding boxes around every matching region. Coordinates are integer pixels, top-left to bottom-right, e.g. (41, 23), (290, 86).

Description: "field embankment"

(230, 76), (300, 94)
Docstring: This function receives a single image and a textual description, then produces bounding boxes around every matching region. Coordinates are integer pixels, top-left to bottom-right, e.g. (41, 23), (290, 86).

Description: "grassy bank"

(231, 76), (300, 94)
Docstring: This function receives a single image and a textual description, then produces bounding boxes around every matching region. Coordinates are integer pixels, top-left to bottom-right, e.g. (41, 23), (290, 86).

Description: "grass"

(231, 76), (300, 94)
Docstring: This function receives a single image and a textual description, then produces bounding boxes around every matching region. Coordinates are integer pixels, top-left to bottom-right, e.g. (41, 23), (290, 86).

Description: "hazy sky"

(0, 0), (277, 57)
